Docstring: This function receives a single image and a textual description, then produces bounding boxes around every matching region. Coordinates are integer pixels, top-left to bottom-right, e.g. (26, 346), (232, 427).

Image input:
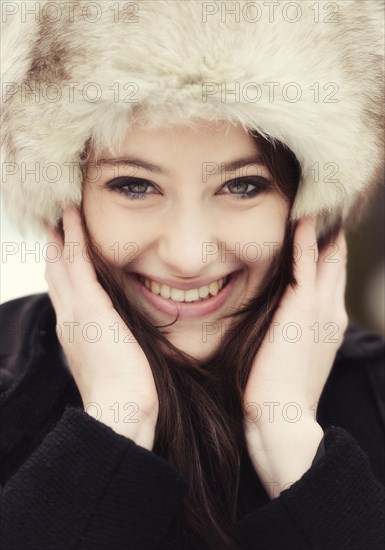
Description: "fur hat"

(1, 0), (384, 238)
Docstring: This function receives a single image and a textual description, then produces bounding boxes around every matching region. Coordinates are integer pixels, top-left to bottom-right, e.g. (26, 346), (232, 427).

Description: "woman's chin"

(164, 332), (221, 362)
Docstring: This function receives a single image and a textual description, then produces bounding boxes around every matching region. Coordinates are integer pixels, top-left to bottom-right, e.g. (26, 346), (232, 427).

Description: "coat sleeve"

(236, 425), (385, 550)
(1, 404), (189, 550)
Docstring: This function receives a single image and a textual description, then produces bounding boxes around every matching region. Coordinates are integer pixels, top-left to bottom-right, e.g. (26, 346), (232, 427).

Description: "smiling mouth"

(128, 269), (242, 320)
(137, 273), (232, 303)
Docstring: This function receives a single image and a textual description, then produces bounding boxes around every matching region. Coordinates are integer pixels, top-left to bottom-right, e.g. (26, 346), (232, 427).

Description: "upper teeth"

(140, 275), (228, 302)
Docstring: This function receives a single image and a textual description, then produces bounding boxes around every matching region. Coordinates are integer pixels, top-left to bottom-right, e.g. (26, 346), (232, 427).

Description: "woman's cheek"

(83, 205), (129, 268)
(93, 216), (167, 271)
(231, 224), (285, 266)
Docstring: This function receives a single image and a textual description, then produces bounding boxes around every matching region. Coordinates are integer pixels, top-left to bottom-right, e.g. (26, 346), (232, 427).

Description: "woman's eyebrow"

(94, 155), (266, 176)
(95, 156), (166, 174)
(206, 155), (266, 176)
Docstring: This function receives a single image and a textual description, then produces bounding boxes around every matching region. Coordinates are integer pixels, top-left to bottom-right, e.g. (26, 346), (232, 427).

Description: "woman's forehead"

(89, 119), (259, 161)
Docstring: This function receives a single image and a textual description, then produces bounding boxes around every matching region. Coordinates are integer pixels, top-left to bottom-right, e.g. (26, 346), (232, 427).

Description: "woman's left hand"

(243, 216), (349, 495)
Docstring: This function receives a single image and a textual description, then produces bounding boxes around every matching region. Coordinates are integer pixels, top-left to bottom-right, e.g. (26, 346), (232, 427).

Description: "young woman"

(1, 1), (384, 549)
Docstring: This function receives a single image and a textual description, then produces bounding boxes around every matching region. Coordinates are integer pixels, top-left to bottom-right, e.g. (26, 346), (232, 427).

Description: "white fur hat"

(1, 0), (384, 238)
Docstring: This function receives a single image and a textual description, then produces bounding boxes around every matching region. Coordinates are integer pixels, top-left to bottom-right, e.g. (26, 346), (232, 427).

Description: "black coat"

(1, 294), (384, 550)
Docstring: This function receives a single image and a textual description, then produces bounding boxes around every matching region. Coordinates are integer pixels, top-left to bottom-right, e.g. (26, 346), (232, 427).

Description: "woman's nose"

(157, 207), (219, 276)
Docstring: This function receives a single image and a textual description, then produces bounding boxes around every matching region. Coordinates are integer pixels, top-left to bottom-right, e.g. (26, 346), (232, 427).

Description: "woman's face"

(82, 120), (289, 360)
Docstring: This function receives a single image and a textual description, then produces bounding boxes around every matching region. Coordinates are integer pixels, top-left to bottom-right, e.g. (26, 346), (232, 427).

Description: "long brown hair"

(79, 132), (337, 549)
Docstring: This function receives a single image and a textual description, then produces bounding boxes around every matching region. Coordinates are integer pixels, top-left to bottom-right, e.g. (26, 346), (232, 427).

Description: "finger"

(62, 204), (100, 293)
(44, 225), (72, 312)
(62, 204), (112, 311)
(333, 232), (348, 306)
(292, 216), (318, 292)
(334, 253), (348, 342)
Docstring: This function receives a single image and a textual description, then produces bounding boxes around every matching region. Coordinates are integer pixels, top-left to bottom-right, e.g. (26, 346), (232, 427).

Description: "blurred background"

(344, 183), (385, 336)
(1, 187), (384, 336)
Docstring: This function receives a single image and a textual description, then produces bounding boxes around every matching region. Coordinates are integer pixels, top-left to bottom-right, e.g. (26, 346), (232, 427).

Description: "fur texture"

(1, 0), (384, 237)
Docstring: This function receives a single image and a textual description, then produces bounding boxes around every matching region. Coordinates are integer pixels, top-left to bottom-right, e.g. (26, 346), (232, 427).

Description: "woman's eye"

(106, 178), (158, 200)
(220, 176), (271, 199)
(106, 176), (271, 201)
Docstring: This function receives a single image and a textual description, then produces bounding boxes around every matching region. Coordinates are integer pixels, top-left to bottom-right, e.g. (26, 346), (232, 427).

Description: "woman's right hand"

(44, 205), (159, 451)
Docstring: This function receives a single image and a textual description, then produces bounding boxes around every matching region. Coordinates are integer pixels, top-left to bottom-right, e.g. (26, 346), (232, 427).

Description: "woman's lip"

(133, 271), (232, 291)
(127, 270), (242, 320)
